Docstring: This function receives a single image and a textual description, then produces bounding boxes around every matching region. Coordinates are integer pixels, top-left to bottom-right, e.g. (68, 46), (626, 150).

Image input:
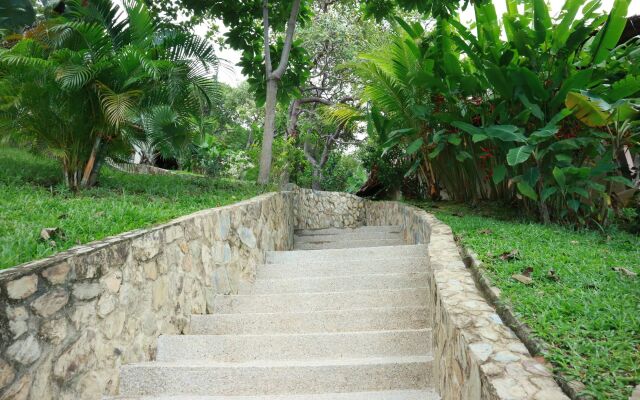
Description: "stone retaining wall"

(294, 188), (366, 229)
(1, 187), (568, 400)
(367, 201), (568, 400)
(0, 193), (294, 399)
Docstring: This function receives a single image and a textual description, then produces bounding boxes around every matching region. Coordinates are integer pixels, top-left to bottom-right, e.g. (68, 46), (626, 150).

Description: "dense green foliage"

(345, 0), (639, 227)
(0, 0), (218, 190)
(0, 146), (263, 269)
(416, 200), (640, 399)
(0, 0), (35, 31)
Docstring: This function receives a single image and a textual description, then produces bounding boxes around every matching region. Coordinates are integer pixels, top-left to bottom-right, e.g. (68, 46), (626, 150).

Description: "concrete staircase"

(111, 226), (439, 400)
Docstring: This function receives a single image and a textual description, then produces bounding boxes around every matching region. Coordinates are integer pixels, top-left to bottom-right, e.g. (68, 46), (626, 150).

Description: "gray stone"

(493, 351), (520, 363)
(165, 225), (184, 243)
(53, 330), (96, 380)
(238, 227), (257, 248)
(132, 231), (162, 261)
(0, 372), (30, 400)
(9, 320), (27, 339)
(469, 342), (493, 363)
(97, 294), (117, 317)
(73, 282), (101, 300)
(6, 335), (41, 365)
(41, 262), (71, 284)
(102, 271), (122, 293)
(31, 289), (69, 317)
(0, 359), (15, 390)
(39, 318), (68, 344)
(217, 212), (231, 240)
(5, 275), (38, 300)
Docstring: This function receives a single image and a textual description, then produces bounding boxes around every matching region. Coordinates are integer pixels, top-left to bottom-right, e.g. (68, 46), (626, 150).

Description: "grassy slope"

(0, 147), (265, 269)
(413, 201), (639, 399)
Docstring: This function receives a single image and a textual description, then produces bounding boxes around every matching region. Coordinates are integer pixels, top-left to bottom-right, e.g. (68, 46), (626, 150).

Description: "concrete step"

(295, 226), (402, 237)
(118, 356), (434, 396)
(293, 238), (405, 250)
(257, 258), (425, 280)
(107, 389), (440, 399)
(157, 329), (431, 362)
(189, 307), (430, 335)
(211, 288), (428, 314)
(251, 273), (428, 294)
(266, 245), (428, 265)
(294, 230), (404, 243)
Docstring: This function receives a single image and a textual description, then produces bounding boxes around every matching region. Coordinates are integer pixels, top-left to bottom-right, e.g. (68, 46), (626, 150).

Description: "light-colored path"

(109, 226), (439, 399)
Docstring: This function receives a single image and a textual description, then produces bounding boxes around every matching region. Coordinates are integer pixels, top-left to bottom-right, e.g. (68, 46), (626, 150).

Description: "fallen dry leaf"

(546, 269), (560, 281)
(521, 266), (534, 277)
(499, 249), (520, 261)
(570, 240), (579, 245)
(512, 274), (533, 285)
(40, 227), (64, 242)
(612, 267), (637, 278)
(479, 229), (493, 235)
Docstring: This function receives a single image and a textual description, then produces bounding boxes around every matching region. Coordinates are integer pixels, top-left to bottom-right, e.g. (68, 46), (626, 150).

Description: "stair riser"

(157, 330), (432, 362)
(294, 231), (404, 242)
(107, 390), (440, 400)
(189, 307), (430, 335)
(251, 273), (428, 294)
(266, 245), (428, 264)
(212, 288), (428, 314)
(258, 259), (426, 280)
(296, 226), (402, 236)
(119, 361), (433, 396)
(293, 239), (406, 250)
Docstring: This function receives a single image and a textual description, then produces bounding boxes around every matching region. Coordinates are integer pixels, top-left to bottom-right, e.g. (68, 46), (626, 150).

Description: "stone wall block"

(131, 231), (163, 262)
(41, 263), (70, 285)
(5, 335), (41, 365)
(53, 329), (96, 381)
(31, 289), (69, 318)
(0, 359), (15, 390)
(5, 275), (38, 300)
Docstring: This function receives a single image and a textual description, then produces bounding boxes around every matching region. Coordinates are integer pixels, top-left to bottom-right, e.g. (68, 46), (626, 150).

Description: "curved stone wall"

(367, 201), (568, 400)
(0, 187), (567, 400)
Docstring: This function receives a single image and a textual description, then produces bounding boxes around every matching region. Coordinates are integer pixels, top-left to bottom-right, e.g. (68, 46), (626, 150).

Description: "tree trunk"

(258, 78), (279, 184)
(257, 0), (302, 185)
(312, 167), (322, 190)
(81, 137), (101, 187)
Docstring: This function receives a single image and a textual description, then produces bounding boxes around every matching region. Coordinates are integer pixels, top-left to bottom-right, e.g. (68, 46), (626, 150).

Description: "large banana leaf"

(565, 91), (611, 127)
(591, 0), (631, 63)
(0, 0), (36, 32)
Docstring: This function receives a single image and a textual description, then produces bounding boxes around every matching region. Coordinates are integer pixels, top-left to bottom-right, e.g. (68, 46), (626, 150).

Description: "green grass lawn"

(413, 201), (639, 399)
(0, 147), (265, 269)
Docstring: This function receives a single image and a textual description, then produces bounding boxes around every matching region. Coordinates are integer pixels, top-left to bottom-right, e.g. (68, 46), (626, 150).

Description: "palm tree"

(0, 0), (218, 189)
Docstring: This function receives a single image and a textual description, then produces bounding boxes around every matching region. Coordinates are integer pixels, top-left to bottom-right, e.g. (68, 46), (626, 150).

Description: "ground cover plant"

(414, 200), (640, 399)
(0, 147), (264, 269)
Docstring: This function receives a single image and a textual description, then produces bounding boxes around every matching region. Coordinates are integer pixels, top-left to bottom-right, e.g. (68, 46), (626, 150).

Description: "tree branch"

(262, 0), (273, 76)
(271, 0), (302, 79)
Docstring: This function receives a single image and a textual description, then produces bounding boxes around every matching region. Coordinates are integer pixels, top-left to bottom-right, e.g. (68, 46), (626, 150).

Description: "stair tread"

(125, 355), (434, 368)
(107, 389), (440, 400)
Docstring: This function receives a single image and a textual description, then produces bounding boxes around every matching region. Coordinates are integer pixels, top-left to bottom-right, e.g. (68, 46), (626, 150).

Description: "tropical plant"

(0, 0), (35, 32)
(0, 0), (218, 190)
(348, 0), (639, 226)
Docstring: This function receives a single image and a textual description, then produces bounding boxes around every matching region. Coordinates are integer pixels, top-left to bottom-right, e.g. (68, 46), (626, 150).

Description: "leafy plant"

(353, 0), (639, 227)
(0, 0), (219, 190)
